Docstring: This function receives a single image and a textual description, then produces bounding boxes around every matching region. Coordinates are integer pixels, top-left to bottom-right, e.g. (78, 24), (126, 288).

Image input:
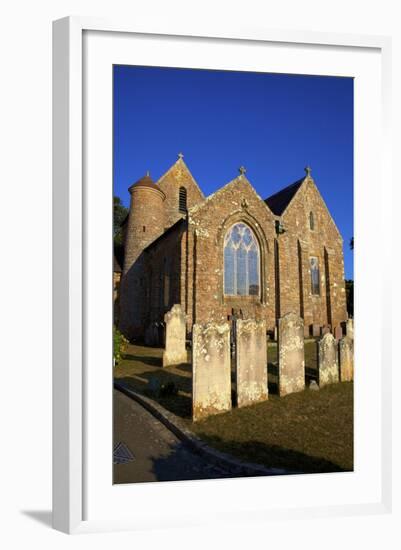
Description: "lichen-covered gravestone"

(235, 319), (268, 408)
(318, 333), (339, 387)
(192, 322), (231, 421)
(162, 304), (187, 367)
(339, 336), (354, 381)
(278, 312), (305, 396)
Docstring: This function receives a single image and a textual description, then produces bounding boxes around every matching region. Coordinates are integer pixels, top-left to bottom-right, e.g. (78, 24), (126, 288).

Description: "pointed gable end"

(157, 154), (205, 228)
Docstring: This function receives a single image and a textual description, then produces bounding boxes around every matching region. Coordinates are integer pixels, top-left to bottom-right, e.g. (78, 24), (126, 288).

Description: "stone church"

(118, 154), (347, 343)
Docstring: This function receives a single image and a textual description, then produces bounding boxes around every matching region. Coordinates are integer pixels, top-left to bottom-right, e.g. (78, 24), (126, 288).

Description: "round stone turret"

(120, 174), (166, 338)
(123, 174), (166, 274)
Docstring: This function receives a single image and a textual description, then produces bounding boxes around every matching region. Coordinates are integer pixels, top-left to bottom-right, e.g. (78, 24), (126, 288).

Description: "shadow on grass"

(190, 434), (349, 475)
(122, 354), (162, 367)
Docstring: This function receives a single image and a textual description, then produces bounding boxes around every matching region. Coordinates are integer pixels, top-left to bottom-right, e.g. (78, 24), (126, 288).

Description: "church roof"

(143, 218), (186, 253)
(264, 178), (304, 215)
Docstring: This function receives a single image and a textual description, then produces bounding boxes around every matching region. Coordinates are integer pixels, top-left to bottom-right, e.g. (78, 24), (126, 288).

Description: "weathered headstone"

(339, 336), (354, 382)
(192, 322), (231, 421)
(346, 318), (354, 340)
(309, 380), (320, 391)
(162, 304), (187, 367)
(235, 319), (268, 408)
(334, 325), (343, 340)
(318, 333), (339, 387)
(278, 312), (305, 396)
(321, 325), (331, 336)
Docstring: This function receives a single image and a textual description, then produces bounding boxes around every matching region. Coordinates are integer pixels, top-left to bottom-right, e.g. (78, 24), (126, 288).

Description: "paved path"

(113, 389), (234, 484)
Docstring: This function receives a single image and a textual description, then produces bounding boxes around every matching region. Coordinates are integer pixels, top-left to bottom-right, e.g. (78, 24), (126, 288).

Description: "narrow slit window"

(309, 211), (315, 230)
(179, 187), (187, 213)
(310, 256), (320, 295)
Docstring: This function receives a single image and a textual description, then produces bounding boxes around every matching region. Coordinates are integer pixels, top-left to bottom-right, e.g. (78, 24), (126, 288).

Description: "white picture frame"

(52, 16), (392, 534)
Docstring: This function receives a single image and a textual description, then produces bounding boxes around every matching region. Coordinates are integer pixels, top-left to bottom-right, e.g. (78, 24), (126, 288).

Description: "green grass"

(114, 342), (353, 474)
(192, 383), (353, 473)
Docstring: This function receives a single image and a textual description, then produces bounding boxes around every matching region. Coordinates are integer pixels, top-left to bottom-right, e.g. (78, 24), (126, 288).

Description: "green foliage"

(113, 326), (128, 366)
(113, 195), (128, 268)
(113, 196), (129, 237)
(345, 279), (354, 317)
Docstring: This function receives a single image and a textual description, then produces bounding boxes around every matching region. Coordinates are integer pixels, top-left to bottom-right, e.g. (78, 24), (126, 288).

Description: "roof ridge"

(156, 155), (205, 198)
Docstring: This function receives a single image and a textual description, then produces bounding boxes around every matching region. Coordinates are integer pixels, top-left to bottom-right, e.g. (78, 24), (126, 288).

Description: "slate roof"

(143, 218), (186, 253)
(264, 178), (304, 216)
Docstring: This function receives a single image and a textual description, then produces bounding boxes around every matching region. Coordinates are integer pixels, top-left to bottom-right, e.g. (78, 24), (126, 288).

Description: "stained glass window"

(310, 256), (320, 295)
(224, 223), (260, 296)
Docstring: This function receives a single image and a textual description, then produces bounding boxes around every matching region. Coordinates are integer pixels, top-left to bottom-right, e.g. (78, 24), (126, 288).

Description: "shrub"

(113, 326), (128, 366)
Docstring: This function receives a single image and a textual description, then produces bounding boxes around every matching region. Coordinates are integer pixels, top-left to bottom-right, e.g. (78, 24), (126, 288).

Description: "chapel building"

(118, 154), (347, 343)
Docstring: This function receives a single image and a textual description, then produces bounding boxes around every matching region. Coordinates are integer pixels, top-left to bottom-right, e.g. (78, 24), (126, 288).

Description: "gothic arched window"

(224, 223), (260, 296)
(178, 187), (187, 213)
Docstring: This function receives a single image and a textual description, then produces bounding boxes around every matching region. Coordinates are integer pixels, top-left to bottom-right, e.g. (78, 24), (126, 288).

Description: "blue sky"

(113, 65), (354, 279)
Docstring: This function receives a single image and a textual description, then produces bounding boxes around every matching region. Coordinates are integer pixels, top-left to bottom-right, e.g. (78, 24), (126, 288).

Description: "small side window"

(310, 256), (320, 295)
(179, 187), (187, 213)
(309, 211), (315, 230)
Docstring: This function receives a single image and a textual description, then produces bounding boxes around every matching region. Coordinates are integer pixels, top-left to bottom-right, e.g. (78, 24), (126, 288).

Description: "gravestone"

(334, 325), (343, 340)
(339, 336), (354, 382)
(192, 322), (232, 421)
(321, 325), (331, 336)
(318, 333), (339, 387)
(235, 319), (268, 408)
(346, 318), (354, 340)
(278, 312), (305, 396)
(162, 304), (187, 367)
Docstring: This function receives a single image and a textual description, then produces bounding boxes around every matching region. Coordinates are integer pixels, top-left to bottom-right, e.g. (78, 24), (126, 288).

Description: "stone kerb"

(236, 319), (268, 408)
(318, 333), (339, 387)
(339, 335), (354, 382)
(162, 304), (187, 367)
(192, 322), (231, 421)
(278, 312), (305, 396)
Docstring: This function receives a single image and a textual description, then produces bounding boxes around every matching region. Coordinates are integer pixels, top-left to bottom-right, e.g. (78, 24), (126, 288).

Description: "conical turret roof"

(128, 173), (156, 192)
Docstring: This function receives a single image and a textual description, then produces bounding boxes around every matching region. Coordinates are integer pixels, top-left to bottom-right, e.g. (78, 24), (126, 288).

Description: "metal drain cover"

(113, 442), (135, 465)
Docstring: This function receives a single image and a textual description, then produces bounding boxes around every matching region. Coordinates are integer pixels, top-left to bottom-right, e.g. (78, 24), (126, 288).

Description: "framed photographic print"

(52, 17), (392, 534)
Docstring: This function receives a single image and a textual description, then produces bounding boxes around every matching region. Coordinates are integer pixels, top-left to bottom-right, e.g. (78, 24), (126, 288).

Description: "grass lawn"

(114, 342), (353, 474)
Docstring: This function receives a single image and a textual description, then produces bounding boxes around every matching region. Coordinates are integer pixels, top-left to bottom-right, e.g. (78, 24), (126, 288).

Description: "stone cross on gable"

(178, 152), (184, 159)
(305, 166), (312, 177)
(239, 165), (246, 175)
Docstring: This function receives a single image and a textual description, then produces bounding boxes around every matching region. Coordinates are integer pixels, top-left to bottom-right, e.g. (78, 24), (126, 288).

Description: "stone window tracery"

(224, 223), (260, 296)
